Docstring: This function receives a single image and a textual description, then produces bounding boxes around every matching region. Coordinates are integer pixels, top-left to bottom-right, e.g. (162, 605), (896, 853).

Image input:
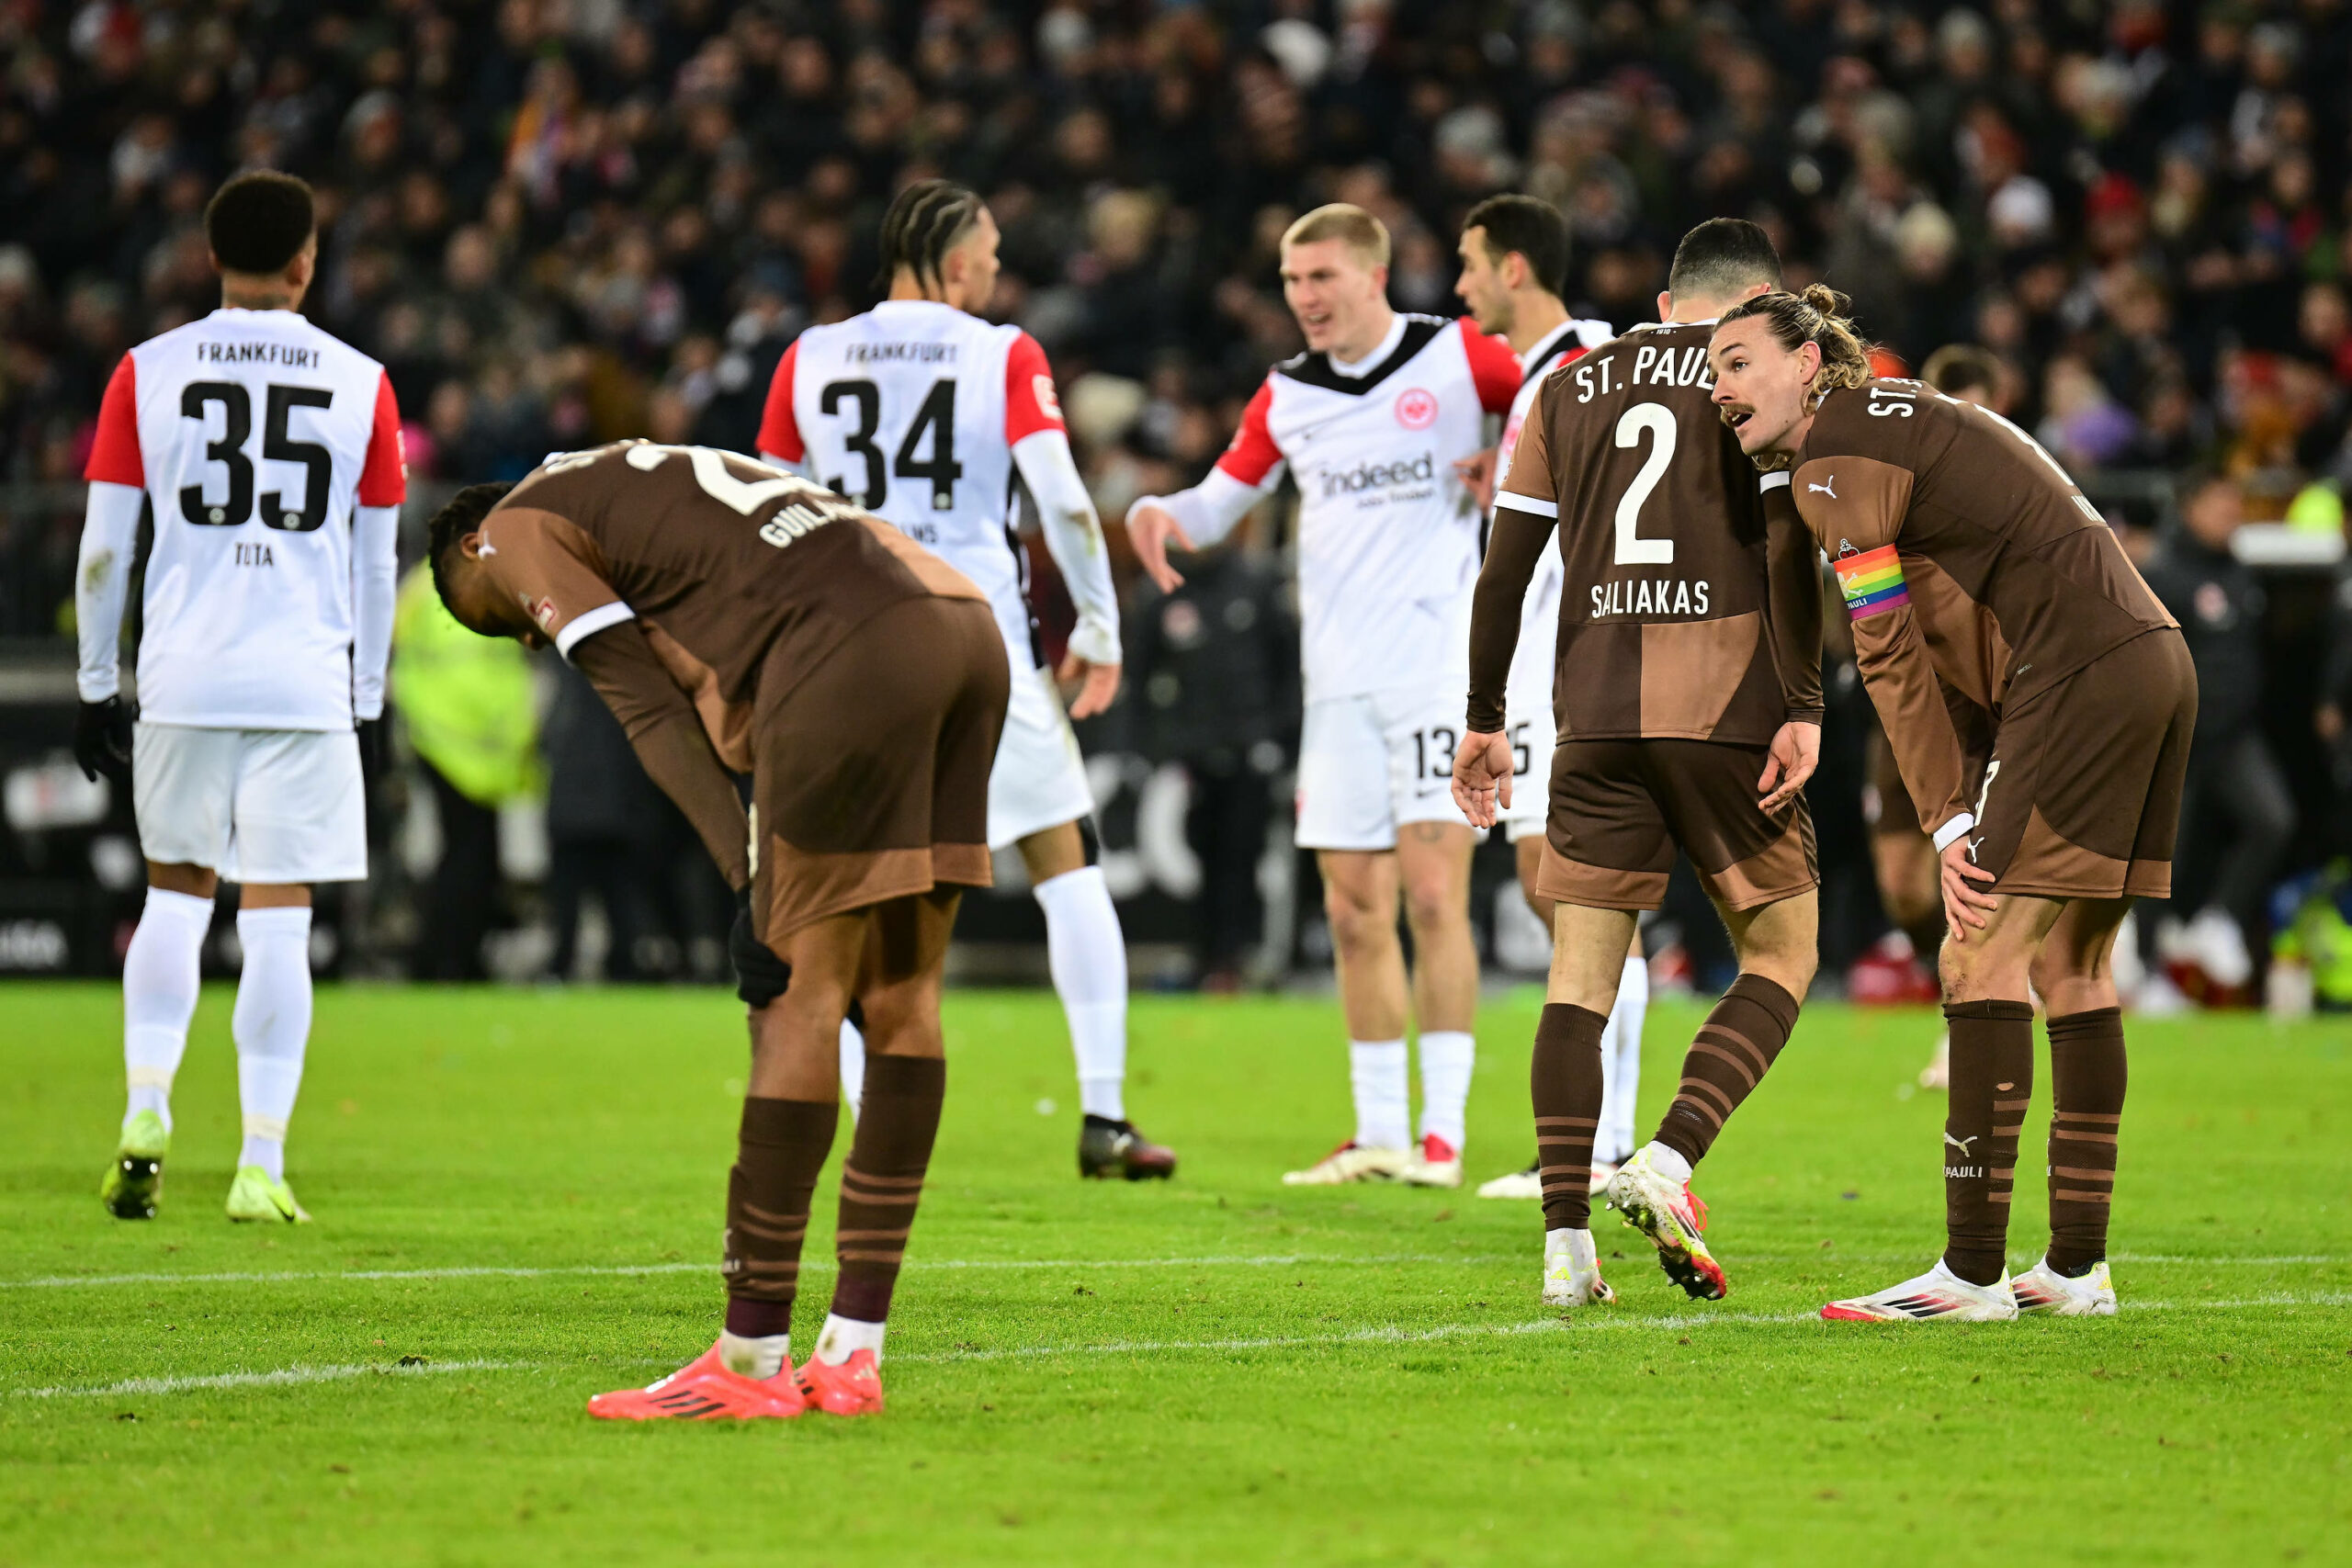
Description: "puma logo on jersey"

(1809, 476), (1838, 499)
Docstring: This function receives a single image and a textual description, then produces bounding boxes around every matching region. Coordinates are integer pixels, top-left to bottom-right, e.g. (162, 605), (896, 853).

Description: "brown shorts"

(1969, 628), (2195, 902)
(752, 595), (1009, 942)
(1535, 739), (1819, 913)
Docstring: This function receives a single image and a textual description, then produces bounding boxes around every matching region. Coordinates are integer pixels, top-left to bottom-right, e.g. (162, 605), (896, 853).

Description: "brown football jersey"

(1470, 320), (1821, 742)
(1792, 379), (2177, 837)
(480, 441), (985, 772)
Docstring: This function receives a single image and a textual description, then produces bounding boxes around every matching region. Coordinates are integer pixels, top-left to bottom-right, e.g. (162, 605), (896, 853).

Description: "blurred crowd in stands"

(3, 0), (2351, 1002)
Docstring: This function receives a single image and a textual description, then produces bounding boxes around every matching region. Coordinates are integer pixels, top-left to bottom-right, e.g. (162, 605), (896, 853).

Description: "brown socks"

(831, 1053), (946, 1324)
(1654, 974), (1801, 1168)
(721, 1097), (839, 1338)
(1531, 1003), (1607, 1232)
(2045, 1007), (2127, 1277)
(1941, 998), (2034, 1286)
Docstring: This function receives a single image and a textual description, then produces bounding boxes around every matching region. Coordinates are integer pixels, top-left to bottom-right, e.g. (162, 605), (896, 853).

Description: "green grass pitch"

(2, 983), (2346, 1565)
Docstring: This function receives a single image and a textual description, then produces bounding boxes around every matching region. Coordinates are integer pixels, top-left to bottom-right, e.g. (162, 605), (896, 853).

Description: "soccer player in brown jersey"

(426, 441), (1010, 1416)
(1453, 220), (1826, 1307)
(1710, 288), (2195, 1323)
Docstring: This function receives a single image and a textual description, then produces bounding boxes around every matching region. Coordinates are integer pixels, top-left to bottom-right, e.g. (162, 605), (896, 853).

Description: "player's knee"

(1401, 878), (1463, 937)
(1322, 886), (1389, 953)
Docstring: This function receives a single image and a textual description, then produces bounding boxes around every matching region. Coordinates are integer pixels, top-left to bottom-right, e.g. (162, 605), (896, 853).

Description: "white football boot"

(1603, 1147), (1726, 1300)
(2010, 1257), (2117, 1316)
(1397, 1134), (1464, 1189)
(1476, 1161), (1543, 1200)
(1542, 1227), (1614, 1309)
(1821, 1258), (2018, 1322)
(1281, 1141), (1408, 1186)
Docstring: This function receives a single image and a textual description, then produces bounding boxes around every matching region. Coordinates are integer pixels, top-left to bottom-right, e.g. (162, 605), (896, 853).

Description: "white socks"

(1641, 1140), (1693, 1184)
(1349, 1038), (1410, 1150)
(718, 1330), (790, 1381)
(839, 1017), (866, 1121)
(121, 887), (212, 1133)
(1598, 953), (1649, 1164)
(232, 907), (312, 1181)
(1034, 866), (1128, 1122)
(1416, 1031), (1476, 1150)
(812, 1312), (886, 1366)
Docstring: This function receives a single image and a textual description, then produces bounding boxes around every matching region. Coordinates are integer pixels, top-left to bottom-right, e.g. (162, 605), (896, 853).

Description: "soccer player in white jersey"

(1126, 204), (1522, 1188)
(759, 179), (1175, 1179)
(76, 172), (404, 1223)
(1444, 195), (1650, 1201)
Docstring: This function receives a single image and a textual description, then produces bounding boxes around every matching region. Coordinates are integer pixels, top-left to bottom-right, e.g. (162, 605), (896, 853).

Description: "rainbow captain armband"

(1833, 543), (1907, 619)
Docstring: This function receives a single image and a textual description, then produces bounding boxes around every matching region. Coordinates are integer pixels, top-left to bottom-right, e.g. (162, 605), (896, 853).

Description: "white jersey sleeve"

(85, 309), (406, 730)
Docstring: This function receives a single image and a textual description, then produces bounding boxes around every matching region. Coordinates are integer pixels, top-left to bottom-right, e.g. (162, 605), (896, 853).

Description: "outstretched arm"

(1125, 379), (1284, 591)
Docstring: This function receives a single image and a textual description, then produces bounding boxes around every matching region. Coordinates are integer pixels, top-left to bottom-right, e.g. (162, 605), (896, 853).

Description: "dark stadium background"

(1, 0), (2347, 1002)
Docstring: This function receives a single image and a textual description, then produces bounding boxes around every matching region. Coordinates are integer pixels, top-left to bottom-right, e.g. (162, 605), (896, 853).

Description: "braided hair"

(1716, 284), (1875, 413)
(875, 179), (986, 295)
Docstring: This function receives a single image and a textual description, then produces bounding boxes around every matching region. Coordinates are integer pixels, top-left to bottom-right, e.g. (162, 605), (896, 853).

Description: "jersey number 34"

(819, 378), (963, 512)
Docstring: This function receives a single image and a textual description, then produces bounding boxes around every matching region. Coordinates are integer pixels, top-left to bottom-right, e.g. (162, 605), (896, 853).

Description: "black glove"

(356, 716), (385, 784)
(729, 886), (792, 1009)
(74, 696), (134, 786)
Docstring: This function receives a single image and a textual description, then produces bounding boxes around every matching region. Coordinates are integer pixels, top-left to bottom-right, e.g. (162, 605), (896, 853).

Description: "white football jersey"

(1212, 313), (1521, 701)
(1498, 317), (1613, 717)
(760, 299), (1064, 662)
(85, 307), (404, 730)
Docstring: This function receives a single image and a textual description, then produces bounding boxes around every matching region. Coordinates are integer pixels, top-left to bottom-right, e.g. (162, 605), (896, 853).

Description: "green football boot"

(99, 1111), (170, 1220)
(224, 1164), (311, 1224)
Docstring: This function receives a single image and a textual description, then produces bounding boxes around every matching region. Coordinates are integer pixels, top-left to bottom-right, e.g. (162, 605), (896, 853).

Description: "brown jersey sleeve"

(475, 505), (630, 653)
(1468, 400), (1562, 733)
(1760, 473), (1824, 725)
(1792, 453), (1973, 840)
(568, 619), (752, 892)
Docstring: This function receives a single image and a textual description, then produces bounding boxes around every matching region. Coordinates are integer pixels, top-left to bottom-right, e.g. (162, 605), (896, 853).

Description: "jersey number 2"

(819, 378), (964, 512)
(1611, 403), (1676, 565)
(178, 381), (333, 532)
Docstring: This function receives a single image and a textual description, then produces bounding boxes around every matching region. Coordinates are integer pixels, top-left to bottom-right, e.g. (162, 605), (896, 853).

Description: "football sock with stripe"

(722, 1097), (838, 1341)
(1653, 973), (1800, 1169)
(1530, 1003), (1607, 1231)
(2045, 1007), (2127, 1278)
(1598, 953), (1649, 1164)
(1349, 1039), (1409, 1150)
(1416, 1031), (1476, 1151)
(1035, 866), (1130, 1122)
(1941, 998), (2035, 1287)
(121, 887), (212, 1134)
(830, 1053), (945, 1325)
(232, 906), (313, 1181)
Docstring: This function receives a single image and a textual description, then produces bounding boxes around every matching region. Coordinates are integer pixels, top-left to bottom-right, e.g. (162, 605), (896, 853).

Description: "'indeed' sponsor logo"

(1321, 452), (1435, 498)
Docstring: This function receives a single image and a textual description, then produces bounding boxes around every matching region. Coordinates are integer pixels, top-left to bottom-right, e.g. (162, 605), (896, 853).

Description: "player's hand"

(1756, 720), (1820, 814)
(1450, 728), (1515, 829)
(73, 696), (133, 786)
(1057, 652), (1121, 720)
(1939, 836), (1999, 942)
(1452, 446), (1499, 511)
(1125, 502), (1193, 592)
(729, 886), (792, 1010)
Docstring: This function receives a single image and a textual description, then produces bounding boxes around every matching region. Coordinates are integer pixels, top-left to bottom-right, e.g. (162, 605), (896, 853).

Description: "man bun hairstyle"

(205, 171), (317, 275)
(425, 480), (516, 610)
(1718, 283), (1875, 412)
(1464, 194), (1571, 297)
(1667, 217), (1783, 303)
(875, 178), (986, 292)
(1281, 203), (1391, 269)
(1920, 343), (2003, 400)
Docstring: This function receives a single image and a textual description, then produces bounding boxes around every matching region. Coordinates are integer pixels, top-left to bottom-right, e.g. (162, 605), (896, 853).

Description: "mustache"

(1717, 401), (1755, 427)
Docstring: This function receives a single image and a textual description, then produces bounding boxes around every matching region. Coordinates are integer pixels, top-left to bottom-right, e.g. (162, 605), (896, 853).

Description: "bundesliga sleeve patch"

(1834, 543), (1907, 618)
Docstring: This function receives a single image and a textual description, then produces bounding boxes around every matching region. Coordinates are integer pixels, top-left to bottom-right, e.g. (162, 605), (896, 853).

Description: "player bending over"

(1453, 220), (1826, 1307)
(1128, 204), (1521, 1188)
(78, 171), (403, 1224)
(1444, 195), (1645, 1201)
(428, 442), (1008, 1418)
(760, 179), (1173, 1180)
(1710, 288), (2193, 1322)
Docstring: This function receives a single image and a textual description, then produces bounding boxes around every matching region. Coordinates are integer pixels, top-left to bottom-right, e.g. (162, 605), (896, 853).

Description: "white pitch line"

(17, 1292), (2346, 1400)
(12, 1357), (526, 1401)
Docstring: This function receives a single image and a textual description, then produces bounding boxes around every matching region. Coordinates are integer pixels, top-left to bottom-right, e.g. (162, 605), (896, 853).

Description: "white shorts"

(1295, 681), (1476, 852)
(132, 723), (367, 885)
(986, 664), (1097, 850)
(1501, 697), (1557, 844)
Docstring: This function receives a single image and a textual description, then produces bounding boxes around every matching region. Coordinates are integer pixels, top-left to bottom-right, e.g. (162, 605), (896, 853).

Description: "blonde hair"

(1718, 283), (1874, 412)
(1280, 203), (1391, 268)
